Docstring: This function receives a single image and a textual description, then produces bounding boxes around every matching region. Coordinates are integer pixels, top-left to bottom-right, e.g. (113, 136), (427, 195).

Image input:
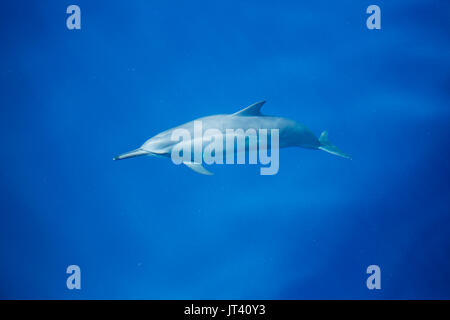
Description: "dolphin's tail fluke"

(113, 148), (149, 160)
(318, 131), (352, 160)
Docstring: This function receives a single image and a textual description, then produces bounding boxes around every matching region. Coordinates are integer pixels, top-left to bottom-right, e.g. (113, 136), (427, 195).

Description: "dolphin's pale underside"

(114, 101), (351, 175)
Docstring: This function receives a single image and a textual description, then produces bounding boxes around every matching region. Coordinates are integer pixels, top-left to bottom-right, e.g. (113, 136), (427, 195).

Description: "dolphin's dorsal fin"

(231, 101), (266, 117)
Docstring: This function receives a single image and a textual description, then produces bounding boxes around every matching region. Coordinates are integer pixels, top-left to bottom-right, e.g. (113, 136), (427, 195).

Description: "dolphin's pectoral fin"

(183, 161), (214, 175)
(318, 131), (352, 160)
(232, 101), (266, 117)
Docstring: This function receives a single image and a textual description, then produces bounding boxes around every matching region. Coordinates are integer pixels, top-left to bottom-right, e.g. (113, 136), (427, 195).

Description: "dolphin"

(113, 101), (351, 175)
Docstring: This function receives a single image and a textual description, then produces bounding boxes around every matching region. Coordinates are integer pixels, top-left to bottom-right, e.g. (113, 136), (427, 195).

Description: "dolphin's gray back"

(197, 115), (320, 149)
(143, 114), (320, 155)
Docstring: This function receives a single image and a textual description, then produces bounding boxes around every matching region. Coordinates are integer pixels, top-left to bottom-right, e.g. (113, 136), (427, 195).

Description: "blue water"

(1, 0), (449, 299)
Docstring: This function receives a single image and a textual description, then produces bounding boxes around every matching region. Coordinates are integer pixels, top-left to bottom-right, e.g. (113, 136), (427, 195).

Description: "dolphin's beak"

(113, 148), (149, 160)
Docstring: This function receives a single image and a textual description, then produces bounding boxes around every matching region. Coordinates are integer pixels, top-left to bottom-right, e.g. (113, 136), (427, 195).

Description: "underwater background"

(0, 0), (449, 299)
